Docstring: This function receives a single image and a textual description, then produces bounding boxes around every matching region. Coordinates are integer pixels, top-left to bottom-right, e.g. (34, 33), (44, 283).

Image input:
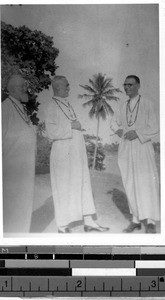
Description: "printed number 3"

(151, 280), (157, 288)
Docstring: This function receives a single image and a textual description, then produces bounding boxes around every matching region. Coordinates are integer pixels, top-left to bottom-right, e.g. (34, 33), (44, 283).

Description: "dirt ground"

(30, 154), (160, 234)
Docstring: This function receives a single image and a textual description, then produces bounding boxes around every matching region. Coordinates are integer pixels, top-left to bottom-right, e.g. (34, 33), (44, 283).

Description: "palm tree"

(79, 73), (121, 169)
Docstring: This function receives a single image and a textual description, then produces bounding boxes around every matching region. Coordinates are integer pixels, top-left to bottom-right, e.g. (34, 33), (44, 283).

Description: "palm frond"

(97, 74), (105, 90)
(78, 94), (92, 100)
(104, 95), (120, 101)
(104, 101), (114, 115)
(89, 102), (98, 118)
(88, 79), (97, 91)
(102, 100), (110, 115)
(104, 87), (122, 95)
(93, 73), (102, 83)
(79, 84), (96, 94)
(80, 73), (120, 121)
(83, 99), (95, 108)
(91, 73), (104, 91)
(102, 78), (113, 90)
(99, 99), (113, 119)
(100, 109), (107, 120)
(96, 106), (106, 120)
(108, 88), (122, 94)
(116, 88), (122, 93)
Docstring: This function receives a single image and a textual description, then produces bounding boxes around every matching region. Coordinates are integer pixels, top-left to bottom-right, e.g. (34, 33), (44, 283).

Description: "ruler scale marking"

(11, 276), (12, 292)
(139, 281), (141, 297)
(48, 278), (49, 291)
(0, 247), (164, 297)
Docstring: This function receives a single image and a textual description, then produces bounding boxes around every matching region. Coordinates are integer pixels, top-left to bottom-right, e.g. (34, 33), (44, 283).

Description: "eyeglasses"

(123, 83), (135, 87)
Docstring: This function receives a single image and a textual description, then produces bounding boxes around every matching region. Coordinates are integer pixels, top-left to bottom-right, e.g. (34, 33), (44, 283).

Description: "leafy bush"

(104, 142), (119, 154)
(84, 134), (105, 170)
(35, 134), (52, 174)
(1, 21), (59, 125)
(36, 132), (106, 174)
(104, 141), (160, 155)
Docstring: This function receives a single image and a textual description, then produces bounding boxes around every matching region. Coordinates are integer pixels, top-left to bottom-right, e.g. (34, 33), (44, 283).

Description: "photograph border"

(0, 0), (165, 247)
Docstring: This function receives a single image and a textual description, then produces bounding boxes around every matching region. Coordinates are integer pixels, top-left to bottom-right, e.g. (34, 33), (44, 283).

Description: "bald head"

(52, 76), (66, 93)
(7, 75), (25, 92)
(7, 74), (29, 103)
(52, 76), (70, 98)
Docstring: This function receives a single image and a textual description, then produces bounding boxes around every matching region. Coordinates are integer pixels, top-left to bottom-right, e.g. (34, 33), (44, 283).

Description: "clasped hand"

(124, 130), (138, 141)
(71, 120), (82, 131)
(115, 129), (123, 138)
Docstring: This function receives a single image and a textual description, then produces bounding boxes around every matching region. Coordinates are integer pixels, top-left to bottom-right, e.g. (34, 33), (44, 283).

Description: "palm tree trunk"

(92, 115), (100, 170)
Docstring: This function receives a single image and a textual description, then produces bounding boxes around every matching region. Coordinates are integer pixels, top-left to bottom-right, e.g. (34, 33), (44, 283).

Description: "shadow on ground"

(107, 188), (132, 222)
(30, 196), (54, 232)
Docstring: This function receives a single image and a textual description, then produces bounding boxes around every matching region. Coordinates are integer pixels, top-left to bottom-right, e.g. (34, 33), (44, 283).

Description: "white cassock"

(110, 95), (160, 221)
(45, 98), (96, 227)
(2, 97), (36, 233)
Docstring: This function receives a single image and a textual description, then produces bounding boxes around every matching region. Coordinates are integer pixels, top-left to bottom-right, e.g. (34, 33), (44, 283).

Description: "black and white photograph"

(1, 1), (164, 244)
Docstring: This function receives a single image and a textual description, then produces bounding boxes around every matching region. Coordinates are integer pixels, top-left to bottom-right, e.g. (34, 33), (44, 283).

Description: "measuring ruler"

(0, 275), (165, 297)
(0, 245), (164, 297)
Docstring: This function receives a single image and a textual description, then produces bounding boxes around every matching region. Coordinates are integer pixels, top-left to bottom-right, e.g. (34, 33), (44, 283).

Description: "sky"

(1, 2), (163, 143)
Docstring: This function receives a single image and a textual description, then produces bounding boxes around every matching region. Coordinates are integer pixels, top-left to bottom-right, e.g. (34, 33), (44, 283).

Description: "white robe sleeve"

(2, 100), (10, 142)
(110, 103), (122, 133)
(45, 102), (72, 140)
(136, 101), (159, 144)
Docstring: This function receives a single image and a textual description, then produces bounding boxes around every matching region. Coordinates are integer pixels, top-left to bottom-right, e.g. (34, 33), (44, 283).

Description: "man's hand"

(71, 120), (82, 131)
(115, 129), (123, 138)
(124, 130), (138, 141)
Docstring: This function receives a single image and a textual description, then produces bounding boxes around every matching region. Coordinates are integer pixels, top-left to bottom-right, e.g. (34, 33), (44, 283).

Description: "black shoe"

(146, 223), (156, 234)
(84, 225), (109, 232)
(123, 222), (141, 233)
(58, 227), (71, 233)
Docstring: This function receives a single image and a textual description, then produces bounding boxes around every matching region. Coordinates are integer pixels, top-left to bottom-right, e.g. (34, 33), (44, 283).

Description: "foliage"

(35, 134), (52, 174)
(1, 21), (59, 125)
(35, 133), (160, 174)
(36, 132), (106, 174)
(104, 142), (160, 155)
(37, 121), (46, 137)
(79, 73), (121, 119)
(84, 134), (105, 170)
(84, 134), (102, 142)
(104, 142), (119, 154)
(79, 73), (121, 169)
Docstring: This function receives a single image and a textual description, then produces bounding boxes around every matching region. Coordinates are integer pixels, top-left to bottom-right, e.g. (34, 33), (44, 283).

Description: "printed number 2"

(151, 280), (157, 288)
(77, 280), (82, 288)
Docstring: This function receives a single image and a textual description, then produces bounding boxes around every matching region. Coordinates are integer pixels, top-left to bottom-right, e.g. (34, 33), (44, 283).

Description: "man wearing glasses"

(110, 75), (160, 233)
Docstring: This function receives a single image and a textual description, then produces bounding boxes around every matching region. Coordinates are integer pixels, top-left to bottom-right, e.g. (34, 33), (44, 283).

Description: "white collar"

(129, 94), (139, 102)
(53, 96), (70, 107)
(9, 95), (24, 108)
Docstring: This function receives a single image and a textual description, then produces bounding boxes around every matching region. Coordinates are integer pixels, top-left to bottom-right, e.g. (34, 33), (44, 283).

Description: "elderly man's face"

(123, 77), (140, 99)
(14, 79), (29, 103)
(57, 78), (70, 98)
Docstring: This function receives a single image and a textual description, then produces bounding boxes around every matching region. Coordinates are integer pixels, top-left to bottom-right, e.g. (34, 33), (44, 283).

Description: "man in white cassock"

(110, 75), (160, 233)
(45, 76), (109, 233)
(2, 74), (36, 234)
